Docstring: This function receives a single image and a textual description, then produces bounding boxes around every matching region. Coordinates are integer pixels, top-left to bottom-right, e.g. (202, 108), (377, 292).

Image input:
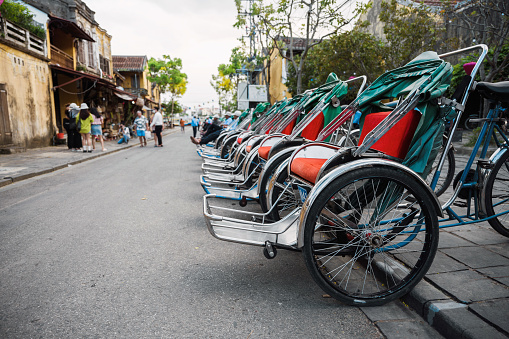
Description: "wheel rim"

(270, 174), (299, 220)
(488, 156), (509, 232)
(307, 172), (436, 301)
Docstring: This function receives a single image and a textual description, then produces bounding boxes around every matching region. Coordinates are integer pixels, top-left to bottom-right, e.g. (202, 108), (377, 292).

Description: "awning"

(114, 91), (135, 101)
(49, 15), (95, 42)
(142, 105), (153, 111)
(50, 64), (114, 90)
(145, 97), (158, 105)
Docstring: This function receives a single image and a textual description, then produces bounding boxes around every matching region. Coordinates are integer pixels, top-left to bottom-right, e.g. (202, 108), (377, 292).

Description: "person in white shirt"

(150, 108), (164, 147)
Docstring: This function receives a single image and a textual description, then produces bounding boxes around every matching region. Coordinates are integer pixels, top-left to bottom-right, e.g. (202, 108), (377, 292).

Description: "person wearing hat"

(63, 103), (82, 151)
(76, 103), (95, 153)
(223, 112), (233, 128)
(228, 111), (242, 131)
(190, 115), (222, 145)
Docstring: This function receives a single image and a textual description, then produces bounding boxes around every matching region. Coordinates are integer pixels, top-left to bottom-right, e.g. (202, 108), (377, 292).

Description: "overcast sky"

(82, 0), (241, 110)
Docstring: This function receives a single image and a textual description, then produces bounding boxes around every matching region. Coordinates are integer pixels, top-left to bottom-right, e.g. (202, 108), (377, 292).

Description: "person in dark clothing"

(62, 103), (82, 151)
(190, 115), (222, 145)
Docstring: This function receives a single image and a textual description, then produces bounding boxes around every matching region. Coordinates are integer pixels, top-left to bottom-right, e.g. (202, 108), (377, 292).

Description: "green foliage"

(286, 0), (448, 95)
(234, 0), (367, 94)
(448, 42), (509, 98)
(210, 46), (248, 111)
(439, 0), (509, 82)
(0, 0), (46, 40)
(286, 28), (386, 95)
(379, 0), (446, 69)
(162, 101), (182, 115)
(148, 55), (187, 114)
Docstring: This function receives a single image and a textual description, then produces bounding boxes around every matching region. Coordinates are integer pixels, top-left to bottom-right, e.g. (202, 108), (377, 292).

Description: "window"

(87, 30), (95, 68)
(77, 23), (86, 65)
(99, 55), (110, 75)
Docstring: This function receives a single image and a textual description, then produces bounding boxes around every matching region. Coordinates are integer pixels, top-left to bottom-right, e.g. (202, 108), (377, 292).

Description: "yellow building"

(112, 55), (161, 116)
(266, 47), (292, 104)
(0, 16), (55, 150)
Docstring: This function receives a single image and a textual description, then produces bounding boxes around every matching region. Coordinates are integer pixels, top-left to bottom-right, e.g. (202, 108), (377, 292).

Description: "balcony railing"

(124, 88), (148, 96)
(50, 45), (74, 69)
(0, 17), (46, 58)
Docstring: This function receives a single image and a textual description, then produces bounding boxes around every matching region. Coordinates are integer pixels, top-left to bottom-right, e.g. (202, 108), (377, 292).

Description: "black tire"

(301, 166), (439, 306)
(220, 138), (235, 159)
(426, 146), (455, 197)
(259, 155), (291, 212)
(464, 114), (478, 130)
(267, 164), (299, 221)
(484, 150), (509, 237)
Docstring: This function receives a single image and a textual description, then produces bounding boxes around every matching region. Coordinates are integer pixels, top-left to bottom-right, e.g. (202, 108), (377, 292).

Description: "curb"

(0, 129), (178, 188)
(403, 278), (508, 338)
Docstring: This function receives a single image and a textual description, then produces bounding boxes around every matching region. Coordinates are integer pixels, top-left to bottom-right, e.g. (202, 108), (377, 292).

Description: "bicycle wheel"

(220, 138), (235, 159)
(464, 115), (478, 130)
(301, 166), (439, 306)
(267, 163), (299, 221)
(259, 154), (291, 212)
(484, 150), (509, 237)
(426, 146), (455, 197)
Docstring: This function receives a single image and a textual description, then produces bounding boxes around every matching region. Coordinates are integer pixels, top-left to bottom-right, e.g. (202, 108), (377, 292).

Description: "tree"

(147, 55), (188, 116)
(245, 0), (366, 95)
(379, 0), (448, 69)
(286, 27), (386, 94)
(440, 0), (509, 82)
(210, 47), (248, 112)
(0, 0), (45, 39)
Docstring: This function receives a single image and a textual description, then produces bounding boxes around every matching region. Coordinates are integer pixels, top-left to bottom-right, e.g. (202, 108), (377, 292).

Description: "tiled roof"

(279, 37), (322, 51)
(112, 56), (147, 72)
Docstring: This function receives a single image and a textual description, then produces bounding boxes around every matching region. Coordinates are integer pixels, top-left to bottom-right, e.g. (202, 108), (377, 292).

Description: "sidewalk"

(0, 129), (177, 188)
(392, 129), (509, 339)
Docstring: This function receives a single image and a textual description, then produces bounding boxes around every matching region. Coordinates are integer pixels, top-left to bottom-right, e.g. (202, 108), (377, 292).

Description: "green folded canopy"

(357, 51), (453, 177)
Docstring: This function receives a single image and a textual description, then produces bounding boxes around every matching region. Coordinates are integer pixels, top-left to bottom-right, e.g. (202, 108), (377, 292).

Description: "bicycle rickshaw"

(202, 45), (507, 306)
(200, 74), (368, 204)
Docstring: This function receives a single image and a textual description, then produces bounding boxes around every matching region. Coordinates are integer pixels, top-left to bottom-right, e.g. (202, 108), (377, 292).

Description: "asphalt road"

(0, 131), (383, 338)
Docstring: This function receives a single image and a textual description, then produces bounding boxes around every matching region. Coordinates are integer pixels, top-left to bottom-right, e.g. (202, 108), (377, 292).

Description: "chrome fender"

(233, 142), (248, 167)
(240, 144), (262, 180)
(219, 133), (241, 157)
(479, 146), (509, 215)
(256, 146), (300, 196)
(296, 158), (444, 248)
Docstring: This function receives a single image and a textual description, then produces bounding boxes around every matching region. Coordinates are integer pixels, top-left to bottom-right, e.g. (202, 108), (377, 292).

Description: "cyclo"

(200, 74), (368, 204)
(203, 45), (506, 306)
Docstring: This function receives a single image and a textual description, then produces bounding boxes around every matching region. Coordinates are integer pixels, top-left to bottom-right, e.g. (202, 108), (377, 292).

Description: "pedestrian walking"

(117, 123), (130, 144)
(150, 108), (164, 147)
(134, 110), (149, 147)
(191, 116), (200, 138)
(63, 103), (82, 151)
(180, 118), (185, 133)
(90, 107), (107, 151)
(76, 103), (94, 153)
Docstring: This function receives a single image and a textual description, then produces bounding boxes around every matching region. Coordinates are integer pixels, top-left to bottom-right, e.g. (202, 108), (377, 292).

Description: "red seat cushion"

(281, 119), (296, 135)
(237, 137), (243, 144)
(301, 113), (324, 140)
(246, 145), (252, 153)
(258, 146), (271, 160)
(358, 109), (421, 159)
(290, 158), (328, 184)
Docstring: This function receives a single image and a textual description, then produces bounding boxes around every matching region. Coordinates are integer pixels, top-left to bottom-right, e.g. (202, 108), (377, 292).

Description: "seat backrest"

(358, 109), (421, 159)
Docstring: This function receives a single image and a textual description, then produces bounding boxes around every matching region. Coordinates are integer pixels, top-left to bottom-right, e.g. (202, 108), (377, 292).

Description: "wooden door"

(0, 84), (13, 145)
